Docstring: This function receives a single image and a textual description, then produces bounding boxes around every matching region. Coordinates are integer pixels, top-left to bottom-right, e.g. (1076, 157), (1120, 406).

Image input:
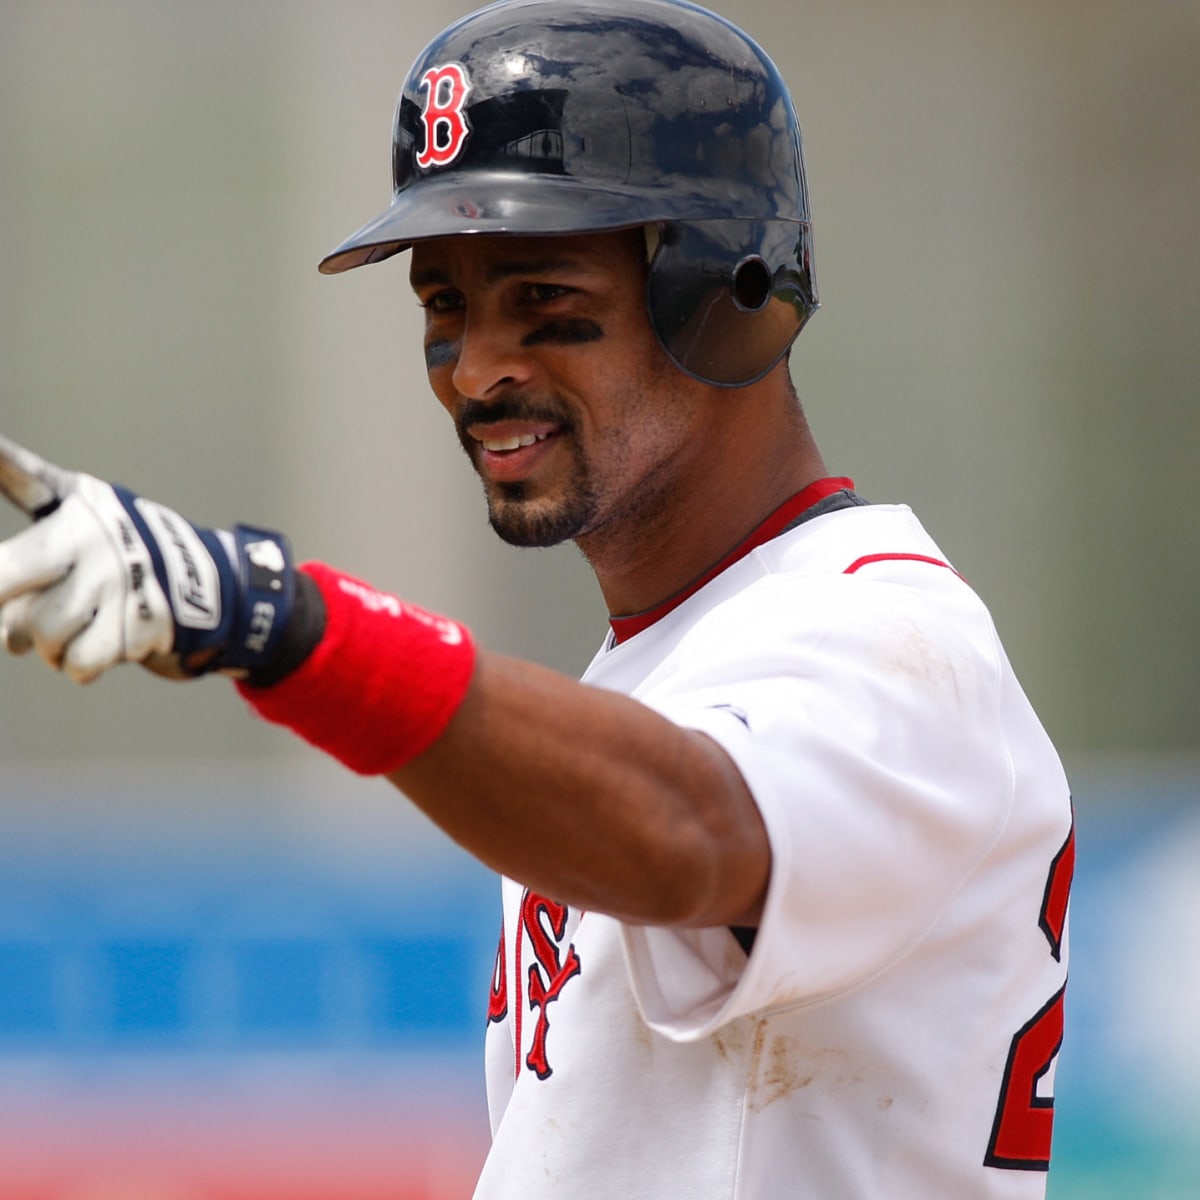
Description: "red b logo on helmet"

(416, 63), (472, 169)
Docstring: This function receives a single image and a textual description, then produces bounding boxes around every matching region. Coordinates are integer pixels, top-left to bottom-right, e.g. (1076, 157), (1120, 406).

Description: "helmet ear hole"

(732, 257), (772, 313)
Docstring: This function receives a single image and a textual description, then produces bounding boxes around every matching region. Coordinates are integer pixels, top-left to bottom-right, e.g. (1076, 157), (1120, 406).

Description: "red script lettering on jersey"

(487, 920), (508, 1025)
(515, 891), (581, 1081)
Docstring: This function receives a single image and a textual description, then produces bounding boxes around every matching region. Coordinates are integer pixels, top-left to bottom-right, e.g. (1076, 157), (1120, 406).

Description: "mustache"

(457, 396), (574, 432)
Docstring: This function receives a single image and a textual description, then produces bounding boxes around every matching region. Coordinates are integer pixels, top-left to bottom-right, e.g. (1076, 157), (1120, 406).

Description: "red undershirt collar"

(607, 476), (855, 645)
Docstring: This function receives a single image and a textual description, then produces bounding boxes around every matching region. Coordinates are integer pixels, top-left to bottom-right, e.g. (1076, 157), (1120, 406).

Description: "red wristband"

(237, 562), (476, 775)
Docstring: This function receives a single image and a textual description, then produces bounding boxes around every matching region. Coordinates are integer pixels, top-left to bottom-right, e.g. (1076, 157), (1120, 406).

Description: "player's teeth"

(482, 433), (549, 452)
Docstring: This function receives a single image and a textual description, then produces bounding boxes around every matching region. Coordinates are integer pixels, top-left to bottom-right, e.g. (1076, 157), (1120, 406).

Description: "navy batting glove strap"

(113, 485), (295, 677)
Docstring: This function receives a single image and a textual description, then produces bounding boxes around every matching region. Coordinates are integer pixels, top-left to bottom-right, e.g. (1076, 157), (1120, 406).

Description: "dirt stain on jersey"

(747, 1021), (817, 1112)
(746, 1027), (876, 1113)
(712, 1016), (753, 1064)
(716, 1019), (883, 1114)
(632, 1010), (655, 1057)
(881, 620), (974, 710)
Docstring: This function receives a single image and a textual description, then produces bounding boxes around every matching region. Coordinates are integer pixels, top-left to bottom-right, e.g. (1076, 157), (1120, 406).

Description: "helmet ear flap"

(646, 220), (819, 388)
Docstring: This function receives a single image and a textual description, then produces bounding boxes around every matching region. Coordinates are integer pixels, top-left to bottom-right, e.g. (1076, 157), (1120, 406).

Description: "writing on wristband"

(237, 563), (476, 775)
(333, 575), (466, 646)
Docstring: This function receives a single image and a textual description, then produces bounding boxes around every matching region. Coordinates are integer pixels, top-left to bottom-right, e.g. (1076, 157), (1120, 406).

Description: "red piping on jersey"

(513, 892), (524, 1081)
(608, 477), (855, 645)
(843, 552), (963, 581)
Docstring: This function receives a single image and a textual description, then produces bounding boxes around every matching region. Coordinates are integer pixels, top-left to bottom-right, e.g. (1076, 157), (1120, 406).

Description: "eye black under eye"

(522, 319), (604, 347)
(424, 338), (458, 369)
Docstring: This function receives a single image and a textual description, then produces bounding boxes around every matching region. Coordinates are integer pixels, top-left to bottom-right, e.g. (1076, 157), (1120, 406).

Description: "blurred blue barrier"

(0, 762), (1196, 1197)
(1050, 766), (1200, 1198)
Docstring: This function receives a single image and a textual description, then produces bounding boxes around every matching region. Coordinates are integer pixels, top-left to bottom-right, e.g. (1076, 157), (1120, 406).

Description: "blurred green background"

(0, 1), (1197, 1197)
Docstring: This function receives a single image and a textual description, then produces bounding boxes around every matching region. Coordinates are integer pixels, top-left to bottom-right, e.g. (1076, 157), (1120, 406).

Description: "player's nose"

(452, 314), (535, 402)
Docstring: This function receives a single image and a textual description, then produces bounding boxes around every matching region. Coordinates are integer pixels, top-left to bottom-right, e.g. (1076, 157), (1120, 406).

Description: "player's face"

(410, 229), (705, 551)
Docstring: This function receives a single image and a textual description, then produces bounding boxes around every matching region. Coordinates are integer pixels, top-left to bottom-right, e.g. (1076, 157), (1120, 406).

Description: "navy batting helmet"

(320, 0), (818, 387)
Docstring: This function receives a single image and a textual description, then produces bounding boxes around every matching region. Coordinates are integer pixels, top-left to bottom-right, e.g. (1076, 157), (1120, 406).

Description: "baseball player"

(0, 1), (1073, 1196)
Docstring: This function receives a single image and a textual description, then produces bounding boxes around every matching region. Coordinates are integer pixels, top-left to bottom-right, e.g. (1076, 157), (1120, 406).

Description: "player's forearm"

(390, 650), (770, 929)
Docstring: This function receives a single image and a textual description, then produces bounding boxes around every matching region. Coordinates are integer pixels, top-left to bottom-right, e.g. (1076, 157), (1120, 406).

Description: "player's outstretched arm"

(0, 434), (768, 929)
(0, 432), (298, 683)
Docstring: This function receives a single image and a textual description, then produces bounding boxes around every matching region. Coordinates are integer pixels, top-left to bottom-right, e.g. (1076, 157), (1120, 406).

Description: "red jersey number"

(985, 816), (1075, 1170)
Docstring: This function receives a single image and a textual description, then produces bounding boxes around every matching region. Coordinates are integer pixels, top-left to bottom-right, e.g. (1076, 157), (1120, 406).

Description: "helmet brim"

(318, 171), (758, 274)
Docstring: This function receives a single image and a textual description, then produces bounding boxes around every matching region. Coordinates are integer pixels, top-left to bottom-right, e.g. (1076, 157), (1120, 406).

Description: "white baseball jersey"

(476, 486), (1073, 1200)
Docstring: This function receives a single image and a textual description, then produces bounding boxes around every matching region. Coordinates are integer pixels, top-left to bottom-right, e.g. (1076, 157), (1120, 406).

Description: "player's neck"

(579, 400), (828, 620)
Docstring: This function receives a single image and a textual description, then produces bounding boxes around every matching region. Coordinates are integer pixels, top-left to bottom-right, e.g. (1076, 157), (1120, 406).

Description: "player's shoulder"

(586, 502), (993, 684)
(721, 502), (970, 614)
(763, 501), (952, 577)
(688, 502), (997, 664)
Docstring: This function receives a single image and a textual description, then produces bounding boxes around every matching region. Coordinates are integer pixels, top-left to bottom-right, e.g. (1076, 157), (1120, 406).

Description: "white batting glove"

(0, 432), (295, 684)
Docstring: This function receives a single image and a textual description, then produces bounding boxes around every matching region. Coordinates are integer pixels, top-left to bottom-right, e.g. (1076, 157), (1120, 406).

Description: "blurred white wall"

(2, 0), (1197, 770)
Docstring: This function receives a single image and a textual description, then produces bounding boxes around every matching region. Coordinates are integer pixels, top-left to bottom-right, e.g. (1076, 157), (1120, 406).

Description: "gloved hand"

(0, 432), (297, 684)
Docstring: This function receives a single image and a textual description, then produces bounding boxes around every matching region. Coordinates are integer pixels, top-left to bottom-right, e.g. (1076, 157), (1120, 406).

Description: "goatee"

(483, 475), (599, 548)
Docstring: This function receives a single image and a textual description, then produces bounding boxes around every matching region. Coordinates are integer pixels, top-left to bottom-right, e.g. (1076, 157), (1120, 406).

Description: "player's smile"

(469, 423), (560, 484)
(455, 395), (575, 486)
